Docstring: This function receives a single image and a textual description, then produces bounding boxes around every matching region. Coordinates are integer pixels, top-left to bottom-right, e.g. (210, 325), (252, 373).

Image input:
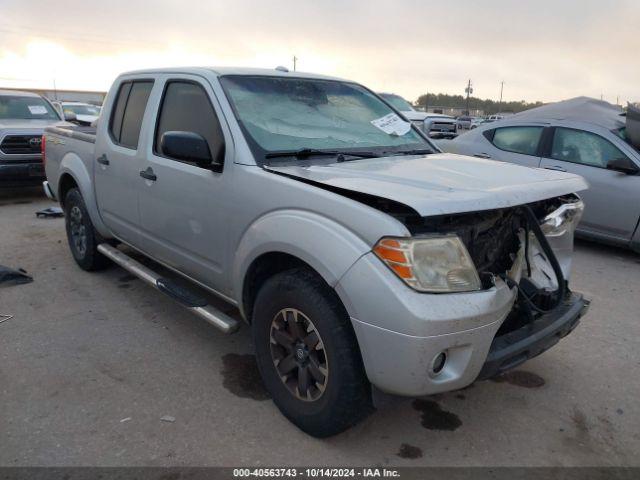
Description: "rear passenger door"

(94, 79), (154, 246)
(137, 76), (232, 292)
(479, 125), (545, 168)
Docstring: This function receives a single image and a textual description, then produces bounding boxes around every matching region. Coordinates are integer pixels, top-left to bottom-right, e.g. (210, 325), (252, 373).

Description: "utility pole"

(52, 67), (58, 101)
(293, 55), (297, 72)
(498, 81), (504, 114)
(464, 79), (473, 115)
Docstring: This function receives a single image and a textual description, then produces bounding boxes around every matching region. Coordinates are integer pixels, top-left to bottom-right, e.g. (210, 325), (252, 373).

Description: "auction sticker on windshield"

(28, 105), (48, 115)
(371, 113), (411, 136)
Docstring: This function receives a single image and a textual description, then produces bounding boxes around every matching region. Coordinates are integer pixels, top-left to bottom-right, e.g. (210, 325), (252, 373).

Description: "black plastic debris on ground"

(0, 266), (33, 288)
(36, 207), (64, 218)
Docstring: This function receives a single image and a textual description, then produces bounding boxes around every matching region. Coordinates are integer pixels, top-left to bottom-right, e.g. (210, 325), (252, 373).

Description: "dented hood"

(267, 153), (588, 217)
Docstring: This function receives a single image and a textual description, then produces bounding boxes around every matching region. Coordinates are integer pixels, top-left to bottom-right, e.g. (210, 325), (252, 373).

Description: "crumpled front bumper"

(336, 251), (586, 397)
(476, 293), (589, 380)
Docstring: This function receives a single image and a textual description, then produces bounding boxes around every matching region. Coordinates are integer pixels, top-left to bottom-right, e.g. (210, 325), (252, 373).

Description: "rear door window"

(490, 126), (543, 156)
(109, 80), (153, 149)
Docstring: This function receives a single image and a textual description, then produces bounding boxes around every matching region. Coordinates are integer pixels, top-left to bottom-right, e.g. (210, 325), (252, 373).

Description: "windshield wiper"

(265, 148), (380, 160)
(387, 148), (434, 156)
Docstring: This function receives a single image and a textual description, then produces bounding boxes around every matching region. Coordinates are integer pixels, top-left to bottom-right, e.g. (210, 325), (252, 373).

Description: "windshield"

(379, 94), (415, 112)
(0, 95), (59, 120)
(220, 76), (430, 161)
(63, 104), (101, 116)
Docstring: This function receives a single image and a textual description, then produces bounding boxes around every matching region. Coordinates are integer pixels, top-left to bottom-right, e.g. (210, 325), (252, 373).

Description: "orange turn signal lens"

(373, 238), (415, 281)
(390, 263), (413, 279)
(373, 245), (407, 264)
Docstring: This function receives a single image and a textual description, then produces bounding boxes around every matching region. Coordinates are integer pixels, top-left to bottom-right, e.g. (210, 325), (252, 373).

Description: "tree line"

(414, 93), (544, 114)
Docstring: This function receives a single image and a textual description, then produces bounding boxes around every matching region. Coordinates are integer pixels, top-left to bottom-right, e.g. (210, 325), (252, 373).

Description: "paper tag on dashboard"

(28, 105), (48, 115)
(371, 113), (411, 136)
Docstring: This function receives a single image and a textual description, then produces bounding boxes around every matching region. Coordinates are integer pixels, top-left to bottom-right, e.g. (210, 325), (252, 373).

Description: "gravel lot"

(1, 187), (639, 467)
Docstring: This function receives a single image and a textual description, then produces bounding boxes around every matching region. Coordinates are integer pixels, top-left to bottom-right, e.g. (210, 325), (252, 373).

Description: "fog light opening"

(431, 351), (447, 375)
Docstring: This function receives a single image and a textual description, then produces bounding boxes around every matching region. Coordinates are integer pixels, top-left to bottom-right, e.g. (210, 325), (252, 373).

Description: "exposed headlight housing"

(540, 200), (584, 237)
(373, 235), (481, 293)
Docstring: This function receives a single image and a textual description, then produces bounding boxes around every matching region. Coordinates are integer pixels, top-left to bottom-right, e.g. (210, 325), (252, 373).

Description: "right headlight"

(373, 235), (481, 293)
(540, 200), (584, 237)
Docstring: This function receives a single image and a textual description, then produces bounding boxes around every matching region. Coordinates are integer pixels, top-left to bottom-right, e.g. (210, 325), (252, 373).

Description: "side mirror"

(606, 157), (639, 175)
(160, 131), (224, 170)
(63, 111), (77, 122)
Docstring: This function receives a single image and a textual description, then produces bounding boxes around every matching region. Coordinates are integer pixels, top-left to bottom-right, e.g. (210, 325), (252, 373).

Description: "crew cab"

(43, 67), (589, 437)
(0, 89), (62, 187)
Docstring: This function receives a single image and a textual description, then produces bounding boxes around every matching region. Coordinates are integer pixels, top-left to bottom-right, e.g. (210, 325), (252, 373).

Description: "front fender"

(58, 152), (111, 238)
(233, 209), (373, 315)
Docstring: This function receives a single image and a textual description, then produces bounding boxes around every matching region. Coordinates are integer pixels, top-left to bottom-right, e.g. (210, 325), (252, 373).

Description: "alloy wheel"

(269, 308), (329, 402)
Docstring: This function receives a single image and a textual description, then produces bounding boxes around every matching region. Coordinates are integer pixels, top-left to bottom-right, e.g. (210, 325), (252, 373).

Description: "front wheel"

(252, 268), (373, 437)
(64, 188), (110, 271)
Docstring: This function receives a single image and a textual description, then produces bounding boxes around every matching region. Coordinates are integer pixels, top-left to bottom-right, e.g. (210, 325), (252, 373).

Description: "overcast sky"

(1, 0), (637, 104)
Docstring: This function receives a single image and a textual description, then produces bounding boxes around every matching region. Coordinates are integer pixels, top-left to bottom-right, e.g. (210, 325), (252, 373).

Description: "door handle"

(474, 153), (491, 159)
(96, 154), (109, 165)
(139, 167), (157, 181)
(545, 165), (567, 172)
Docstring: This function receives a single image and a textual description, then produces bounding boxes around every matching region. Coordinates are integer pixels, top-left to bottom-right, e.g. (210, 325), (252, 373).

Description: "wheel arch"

(57, 153), (111, 238)
(234, 209), (372, 321)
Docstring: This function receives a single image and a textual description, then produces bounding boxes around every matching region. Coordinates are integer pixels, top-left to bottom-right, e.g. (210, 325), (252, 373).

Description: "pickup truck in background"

(378, 92), (458, 139)
(0, 89), (63, 187)
(44, 67), (589, 437)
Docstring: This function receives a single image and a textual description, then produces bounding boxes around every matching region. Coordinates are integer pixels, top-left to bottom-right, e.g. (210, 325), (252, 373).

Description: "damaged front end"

(401, 194), (590, 379)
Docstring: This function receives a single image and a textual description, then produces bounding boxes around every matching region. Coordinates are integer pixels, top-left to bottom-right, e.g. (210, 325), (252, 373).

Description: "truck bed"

(43, 124), (98, 202)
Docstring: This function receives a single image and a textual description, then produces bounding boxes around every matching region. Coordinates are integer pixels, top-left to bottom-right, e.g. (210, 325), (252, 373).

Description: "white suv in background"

(379, 93), (457, 139)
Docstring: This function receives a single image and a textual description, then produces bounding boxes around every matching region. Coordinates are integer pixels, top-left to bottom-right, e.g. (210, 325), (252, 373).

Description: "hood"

(267, 153), (588, 217)
(0, 118), (63, 130)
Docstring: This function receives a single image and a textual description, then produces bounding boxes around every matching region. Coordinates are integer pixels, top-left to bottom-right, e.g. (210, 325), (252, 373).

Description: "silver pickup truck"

(43, 67), (589, 437)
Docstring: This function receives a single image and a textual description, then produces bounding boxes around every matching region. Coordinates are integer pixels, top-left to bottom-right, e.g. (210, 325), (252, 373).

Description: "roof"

(0, 89), (41, 98)
(120, 66), (347, 82)
(512, 96), (625, 130)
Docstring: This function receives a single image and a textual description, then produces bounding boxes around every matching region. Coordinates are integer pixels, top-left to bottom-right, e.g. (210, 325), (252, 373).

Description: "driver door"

(137, 75), (232, 292)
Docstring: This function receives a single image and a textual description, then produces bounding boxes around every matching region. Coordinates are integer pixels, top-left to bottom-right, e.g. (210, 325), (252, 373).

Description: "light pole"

(293, 56), (297, 72)
(498, 81), (504, 114)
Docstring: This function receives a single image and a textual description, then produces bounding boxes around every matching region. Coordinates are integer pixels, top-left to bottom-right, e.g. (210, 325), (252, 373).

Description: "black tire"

(64, 188), (110, 271)
(252, 268), (373, 437)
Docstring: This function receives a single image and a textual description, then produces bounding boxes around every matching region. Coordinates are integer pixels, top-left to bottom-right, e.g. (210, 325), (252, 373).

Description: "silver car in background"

(442, 97), (640, 252)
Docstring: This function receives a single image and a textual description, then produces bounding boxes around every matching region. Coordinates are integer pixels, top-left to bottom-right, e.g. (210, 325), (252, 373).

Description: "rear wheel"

(252, 268), (373, 437)
(64, 188), (110, 271)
